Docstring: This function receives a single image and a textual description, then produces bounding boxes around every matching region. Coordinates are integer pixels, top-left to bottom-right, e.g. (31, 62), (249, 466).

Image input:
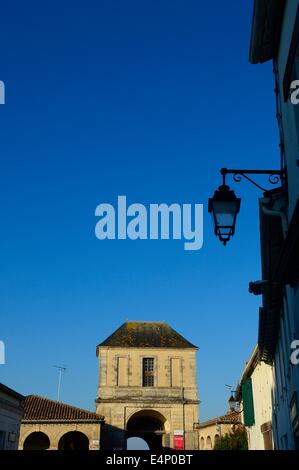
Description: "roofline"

(22, 418), (104, 424)
(239, 345), (259, 382)
(195, 418), (218, 428)
(97, 345), (198, 350)
(0, 382), (25, 401)
(122, 320), (167, 323)
(249, 0), (286, 64)
(235, 345), (259, 401)
(96, 321), (198, 352)
(196, 413), (241, 429)
(96, 345), (198, 356)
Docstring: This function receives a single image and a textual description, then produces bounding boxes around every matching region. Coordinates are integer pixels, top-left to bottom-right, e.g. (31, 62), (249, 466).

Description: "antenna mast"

(53, 365), (66, 402)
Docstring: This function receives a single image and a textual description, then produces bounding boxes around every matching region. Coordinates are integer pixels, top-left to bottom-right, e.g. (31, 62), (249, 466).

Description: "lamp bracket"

(220, 168), (286, 193)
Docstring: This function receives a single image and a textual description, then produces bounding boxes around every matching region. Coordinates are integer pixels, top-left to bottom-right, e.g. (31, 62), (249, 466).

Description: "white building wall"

(246, 361), (274, 450)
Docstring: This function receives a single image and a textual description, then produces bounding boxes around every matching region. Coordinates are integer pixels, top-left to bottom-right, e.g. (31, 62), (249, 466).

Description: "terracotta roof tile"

(22, 395), (104, 422)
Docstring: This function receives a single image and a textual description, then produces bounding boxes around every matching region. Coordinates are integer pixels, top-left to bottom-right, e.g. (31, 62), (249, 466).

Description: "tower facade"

(96, 321), (199, 450)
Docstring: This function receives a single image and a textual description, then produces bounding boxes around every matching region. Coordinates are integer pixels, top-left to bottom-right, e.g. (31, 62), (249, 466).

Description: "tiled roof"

(195, 411), (242, 429)
(97, 321), (197, 350)
(22, 395), (104, 422)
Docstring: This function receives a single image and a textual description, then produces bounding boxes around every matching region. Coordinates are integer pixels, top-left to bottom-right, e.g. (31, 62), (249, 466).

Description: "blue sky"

(0, 1), (279, 421)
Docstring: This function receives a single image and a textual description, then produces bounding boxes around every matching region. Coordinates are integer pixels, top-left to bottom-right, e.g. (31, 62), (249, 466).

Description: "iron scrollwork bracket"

(220, 168), (286, 192)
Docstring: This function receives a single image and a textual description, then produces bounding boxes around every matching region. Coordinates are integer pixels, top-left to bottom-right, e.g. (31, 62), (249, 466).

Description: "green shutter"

(242, 377), (255, 426)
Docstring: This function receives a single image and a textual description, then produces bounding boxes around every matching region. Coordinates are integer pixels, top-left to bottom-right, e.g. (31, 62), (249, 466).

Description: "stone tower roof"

(96, 321), (197, 353)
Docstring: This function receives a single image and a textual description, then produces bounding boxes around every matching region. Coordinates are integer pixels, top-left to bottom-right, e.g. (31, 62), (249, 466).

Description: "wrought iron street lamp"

(228, 394), (237, 412)
(225, 385), (239, 412)
(208, 184), (241, 246)
(209, 167), (286, 246)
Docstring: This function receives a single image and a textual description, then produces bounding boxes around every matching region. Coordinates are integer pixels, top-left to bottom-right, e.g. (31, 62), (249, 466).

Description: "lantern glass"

(228, 395), (236, 412)
(208, 185), (241, 245)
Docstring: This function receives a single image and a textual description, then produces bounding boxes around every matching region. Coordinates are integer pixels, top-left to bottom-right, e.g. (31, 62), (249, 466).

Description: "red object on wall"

(174, 432), (184, 450)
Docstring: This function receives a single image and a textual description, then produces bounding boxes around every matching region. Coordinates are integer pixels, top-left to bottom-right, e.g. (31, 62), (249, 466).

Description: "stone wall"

(96, 346), (199, 450)
(19, 422), (101, 450)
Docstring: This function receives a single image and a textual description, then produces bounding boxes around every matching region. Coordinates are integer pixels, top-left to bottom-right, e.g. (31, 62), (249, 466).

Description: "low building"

(195, 412), (242, 450)
(96, 321), (199, 450)
(19, 395), (104, 450)
(236, 346), (274, 450)
(0, 383), (25, 450)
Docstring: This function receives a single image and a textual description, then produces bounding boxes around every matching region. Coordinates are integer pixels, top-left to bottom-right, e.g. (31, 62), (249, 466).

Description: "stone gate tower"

(96, 321), (199, 450)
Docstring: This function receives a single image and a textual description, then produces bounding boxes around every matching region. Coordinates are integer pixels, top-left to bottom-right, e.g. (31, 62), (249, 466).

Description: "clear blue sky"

(0, 1), (279, 421)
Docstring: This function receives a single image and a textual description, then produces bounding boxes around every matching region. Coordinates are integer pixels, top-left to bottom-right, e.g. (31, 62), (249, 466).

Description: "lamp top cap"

(209, 184), (240, 204)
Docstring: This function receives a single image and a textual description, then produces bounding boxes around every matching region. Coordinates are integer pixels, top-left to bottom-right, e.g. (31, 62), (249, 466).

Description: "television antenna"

(53, 365), (66, 402)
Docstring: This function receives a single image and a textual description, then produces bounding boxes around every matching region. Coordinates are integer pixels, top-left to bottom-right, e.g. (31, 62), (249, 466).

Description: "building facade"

(96, 321), (199, 450)
(195, 411), (241, 450)
(236, 346), (274, 450)
(0, 383), (25, 450)
(249, 0), (299, 449)
(19, 395), (104, 450)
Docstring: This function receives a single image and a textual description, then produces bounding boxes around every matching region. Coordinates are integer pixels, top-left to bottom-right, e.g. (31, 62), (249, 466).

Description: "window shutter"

(242, 377), (255, 426)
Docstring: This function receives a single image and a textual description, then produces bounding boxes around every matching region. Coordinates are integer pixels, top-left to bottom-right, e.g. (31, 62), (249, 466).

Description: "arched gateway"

(96, 321), (199, 450)
(126, 410), (166, 449)
(58, 431), (89, 450)
(23, 431), (50, 450)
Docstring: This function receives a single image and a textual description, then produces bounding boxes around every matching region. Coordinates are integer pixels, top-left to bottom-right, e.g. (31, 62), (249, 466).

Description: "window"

(0, 431), (6, 450)
(283, 5), (299, 150)
(283, 6), (299, 102)
(290, 392), (299, 450)
(261, 422), (273, 451)
(143, 358), (154, 387)
(262, 429), (273, 450)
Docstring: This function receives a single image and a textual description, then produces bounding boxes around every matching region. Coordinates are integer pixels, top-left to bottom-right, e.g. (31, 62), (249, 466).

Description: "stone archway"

(58, 431), (89, 450)
(126, 410), (166, 450)
(23, 432), (50, 450)
(206, 435), (212, 449)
